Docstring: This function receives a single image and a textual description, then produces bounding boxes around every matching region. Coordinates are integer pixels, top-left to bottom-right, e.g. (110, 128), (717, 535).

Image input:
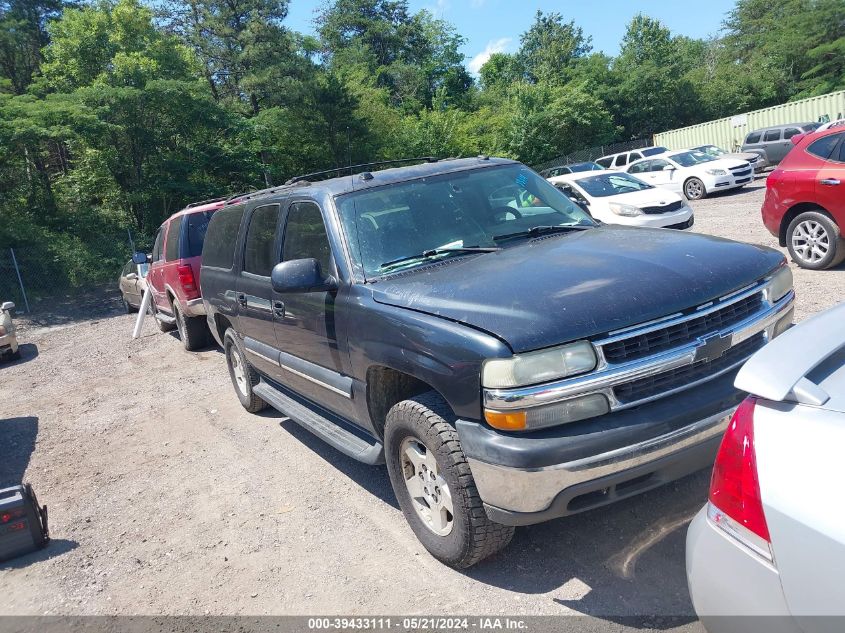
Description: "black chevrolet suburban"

(200, 157), (795, 568)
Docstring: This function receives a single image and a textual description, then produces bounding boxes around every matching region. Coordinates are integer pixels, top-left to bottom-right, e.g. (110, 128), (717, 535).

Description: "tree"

(518, 10), (591, 85)
(0, 0), (64, 94)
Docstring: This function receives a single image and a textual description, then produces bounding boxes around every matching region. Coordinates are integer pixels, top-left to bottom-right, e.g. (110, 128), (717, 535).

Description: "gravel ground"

(0, 179), (841, 626)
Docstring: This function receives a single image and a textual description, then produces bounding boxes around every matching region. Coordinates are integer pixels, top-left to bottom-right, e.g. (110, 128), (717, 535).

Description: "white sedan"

(548, 170), (693, 229)
(686, 299), (845, 633)
(626, 150), (753, 200)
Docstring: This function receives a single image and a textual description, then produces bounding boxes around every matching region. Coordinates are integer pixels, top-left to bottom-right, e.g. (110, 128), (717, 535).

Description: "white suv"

(595, 146), (668, 170)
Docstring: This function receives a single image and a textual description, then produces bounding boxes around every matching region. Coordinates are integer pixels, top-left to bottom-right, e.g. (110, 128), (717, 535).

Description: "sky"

(284, 0), (739, 74)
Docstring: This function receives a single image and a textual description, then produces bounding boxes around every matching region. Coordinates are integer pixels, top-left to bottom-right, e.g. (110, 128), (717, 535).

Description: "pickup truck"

(200, 157), (795, 568)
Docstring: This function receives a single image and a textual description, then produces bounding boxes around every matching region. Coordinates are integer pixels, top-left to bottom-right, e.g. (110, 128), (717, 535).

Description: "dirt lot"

(1, 180), (842, 624)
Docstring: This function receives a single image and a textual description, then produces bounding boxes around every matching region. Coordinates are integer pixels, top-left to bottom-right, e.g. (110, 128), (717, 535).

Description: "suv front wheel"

(174, 303), (209, 351)
(384, 392), (514, 568)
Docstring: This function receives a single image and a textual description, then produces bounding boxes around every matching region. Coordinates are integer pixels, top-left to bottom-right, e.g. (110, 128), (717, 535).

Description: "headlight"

(767, 265), (793, 303)
(482, 340), (597, 389)
(705, 168), (727, 176)
(608, 202), (643, 217)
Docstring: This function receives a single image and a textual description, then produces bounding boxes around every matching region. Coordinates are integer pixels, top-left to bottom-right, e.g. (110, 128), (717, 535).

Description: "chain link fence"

(533, 139), (652, 173)
(0, 230), (149, 315)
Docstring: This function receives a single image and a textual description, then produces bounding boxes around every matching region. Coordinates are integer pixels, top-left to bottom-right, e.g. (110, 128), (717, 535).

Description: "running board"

(253, 381), (384, 465)
(156, 312), (176, 325)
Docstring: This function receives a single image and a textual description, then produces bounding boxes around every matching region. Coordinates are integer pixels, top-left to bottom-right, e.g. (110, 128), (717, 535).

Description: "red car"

(762, 127), (845, 270)
(145, 198), (228, 349)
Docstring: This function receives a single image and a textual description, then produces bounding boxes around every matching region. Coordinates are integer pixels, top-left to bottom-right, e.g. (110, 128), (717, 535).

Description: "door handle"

(237, 293), (247, 307)
(273, 301), (285, 317)
(820, 178), (841, 186)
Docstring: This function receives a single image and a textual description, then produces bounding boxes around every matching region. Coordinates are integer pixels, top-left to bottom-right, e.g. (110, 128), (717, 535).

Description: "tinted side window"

(203, 206), (245, 269)
(783, 128), (802, 140)
(745, 132), (761, 144)
(152, 227), (164, 262)
(649, 159), (670, 172)
(838, 138), (845, 162)
(164, 219), (181, 261)
(629, 152), (643, 161)
(596, 157), (613, 168)
(615, 154), (628, 167)
(763, 129), (781, 142)
(807, 133), (843, 160)
(282, 202), (333, 275)
(243, 204), (281, 277)
(186, 211), (214, 257)
(628, 161), (648, 174)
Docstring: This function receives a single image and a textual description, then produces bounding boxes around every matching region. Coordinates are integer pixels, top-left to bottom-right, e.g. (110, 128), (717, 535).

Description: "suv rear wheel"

(384, 392), (514, 568)
(787, 211), (845, 270)
(224, 329), (267, 413)
(174, 302), (209, 351)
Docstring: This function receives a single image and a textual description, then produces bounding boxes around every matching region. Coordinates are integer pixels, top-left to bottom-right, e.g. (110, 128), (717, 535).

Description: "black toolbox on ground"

(0, 484), (49, 562)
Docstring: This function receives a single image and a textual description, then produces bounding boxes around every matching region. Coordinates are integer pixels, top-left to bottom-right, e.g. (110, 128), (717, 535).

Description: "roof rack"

(185, 196), (228, 208)
(284, 157), (440, 185)
(223, 182), (308, 206)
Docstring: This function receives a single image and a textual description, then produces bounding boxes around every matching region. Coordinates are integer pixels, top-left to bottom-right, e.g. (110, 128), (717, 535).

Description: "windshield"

(695, 145), (726, 157)
(642, 147), (668, 157)
(569, 162), (603, 173)
(575, 173), (653, 197)
(669, 150), (715, 167)
(336, 164), (596, 277)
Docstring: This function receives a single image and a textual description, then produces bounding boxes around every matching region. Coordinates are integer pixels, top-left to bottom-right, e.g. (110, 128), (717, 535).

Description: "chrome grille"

(641, 200), (684, 215)
(602, 292), (764, 363)
(614, 334), (764, 404)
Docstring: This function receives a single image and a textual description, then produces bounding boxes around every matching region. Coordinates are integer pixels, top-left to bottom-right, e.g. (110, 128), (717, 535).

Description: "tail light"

(708, 397), (773, 561)
(177, 265), (198, 298)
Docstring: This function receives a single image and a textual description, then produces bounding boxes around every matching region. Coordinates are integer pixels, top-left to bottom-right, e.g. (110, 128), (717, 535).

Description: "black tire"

(384, 391), (514, 568)
(684, 177), (707, 200)
(786, 211), (845, 270)
(224, 329), (267, 413)
(174, 302), (209, 351)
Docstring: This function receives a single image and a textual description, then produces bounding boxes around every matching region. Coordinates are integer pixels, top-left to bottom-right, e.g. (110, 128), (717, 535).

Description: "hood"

(599, 187), (685, 207)
(724, 152), (761, 163)
(370, 227), (784, 353)
(708, 158), (749, 170)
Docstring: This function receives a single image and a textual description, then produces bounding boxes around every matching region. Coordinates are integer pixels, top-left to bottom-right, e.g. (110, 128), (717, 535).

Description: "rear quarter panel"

(755, 400), (845, 622)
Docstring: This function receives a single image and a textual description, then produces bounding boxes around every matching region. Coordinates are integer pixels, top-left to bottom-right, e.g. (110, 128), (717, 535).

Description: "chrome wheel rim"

(230, 347), (248, 397)
(686, 180), (703, 199)
(792, 220), (830, 264)
(400, 438), (454, 536)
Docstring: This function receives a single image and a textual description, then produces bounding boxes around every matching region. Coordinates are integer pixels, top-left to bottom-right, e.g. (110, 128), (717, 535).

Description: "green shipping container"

(654, 91), (845, 151)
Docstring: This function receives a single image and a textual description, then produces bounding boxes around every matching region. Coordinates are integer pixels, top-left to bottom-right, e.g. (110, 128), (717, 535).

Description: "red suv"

(146, 198), (227, 349)
(762, 127), (845, 270)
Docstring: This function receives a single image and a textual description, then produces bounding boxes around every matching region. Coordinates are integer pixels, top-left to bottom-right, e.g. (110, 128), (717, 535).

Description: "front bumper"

(458, 369), (745, 525)
(611, 206), (694, 229)
(686, 507), (799, 632)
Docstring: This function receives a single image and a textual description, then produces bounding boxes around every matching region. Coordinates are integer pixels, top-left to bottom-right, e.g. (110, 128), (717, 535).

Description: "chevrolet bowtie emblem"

(695, 333), (732, 363)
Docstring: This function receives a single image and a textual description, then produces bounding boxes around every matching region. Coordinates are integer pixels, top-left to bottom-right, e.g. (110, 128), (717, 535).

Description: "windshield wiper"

(380, 246), (500, 271)
(492, 224), (592, 242)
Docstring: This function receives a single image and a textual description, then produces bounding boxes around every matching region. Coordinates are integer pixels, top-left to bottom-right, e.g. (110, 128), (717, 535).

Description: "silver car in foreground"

(686, 301), (845, 632)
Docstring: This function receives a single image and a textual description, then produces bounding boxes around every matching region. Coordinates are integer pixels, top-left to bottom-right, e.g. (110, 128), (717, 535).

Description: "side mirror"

(126, 272), (138, 281)
(132, 252), (151, 265)
(271, 259), (337, 294)
(1, 301), (14, 312)
(662, 165), (676, 171)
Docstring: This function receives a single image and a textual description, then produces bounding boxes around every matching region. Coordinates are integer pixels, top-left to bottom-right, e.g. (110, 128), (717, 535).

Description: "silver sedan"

(686, 301), (845, 632)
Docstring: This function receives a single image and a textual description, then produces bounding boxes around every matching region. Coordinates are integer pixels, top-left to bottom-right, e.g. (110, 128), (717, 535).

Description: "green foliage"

(0, 0), (843, 295)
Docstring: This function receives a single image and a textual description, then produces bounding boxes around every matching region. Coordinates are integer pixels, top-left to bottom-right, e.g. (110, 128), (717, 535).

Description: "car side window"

(648, 159), (670, 172)
(151, 227), (164, 262)
(122, 261), (132, 275)
(243, 204), (281, 277)
(629, 152), (643, 161)
(763, 129), (781, 142)
(783, 128), (802, 140)
(282, 202), (334, 276)
(628, 161), (649, 174)
(596, 157), (613, 168)
(164, 219), (181, 261)
(838, 137), (845, 163)
(807, 133), (843, 160)
(615, 154), (628, 167)
(745, 132), (761, 144)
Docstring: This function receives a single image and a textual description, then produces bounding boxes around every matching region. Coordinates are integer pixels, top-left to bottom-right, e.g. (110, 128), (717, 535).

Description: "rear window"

(642, 147), (667, 157)
(203, 206), (245, 269)
(745, 132), (761, 144)
(186, 211), (215, 257)
(807, 133), (843, 160)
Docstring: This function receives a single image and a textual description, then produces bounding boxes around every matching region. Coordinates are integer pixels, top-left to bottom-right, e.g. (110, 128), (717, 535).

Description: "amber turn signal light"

(484, 409), (527, 431)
